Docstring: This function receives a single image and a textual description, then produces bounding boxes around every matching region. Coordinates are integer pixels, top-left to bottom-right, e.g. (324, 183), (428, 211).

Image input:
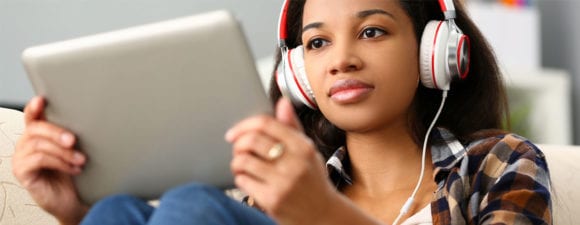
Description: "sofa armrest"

(0, 108), (59, 224)
(537, 144), (580, 225)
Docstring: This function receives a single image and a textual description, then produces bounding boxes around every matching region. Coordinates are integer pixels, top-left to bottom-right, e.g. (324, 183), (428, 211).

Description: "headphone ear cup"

(276, 51), (292, 101)
(288, 46), (316, 108)
(275, 46), (317, 109)
(420, 20), (451, 91)
(456, 34), (471, 79)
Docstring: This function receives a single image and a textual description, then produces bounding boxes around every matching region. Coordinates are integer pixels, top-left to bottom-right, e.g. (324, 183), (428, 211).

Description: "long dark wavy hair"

(268, 0), (509, 160)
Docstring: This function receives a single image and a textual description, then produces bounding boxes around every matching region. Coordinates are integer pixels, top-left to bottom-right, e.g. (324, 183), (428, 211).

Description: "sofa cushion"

(0, 108), (58, 225)
(538, 144), (580, 225)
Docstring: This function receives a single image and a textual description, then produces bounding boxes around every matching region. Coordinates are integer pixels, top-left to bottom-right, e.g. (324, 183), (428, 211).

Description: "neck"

(344, 123), (429, 195)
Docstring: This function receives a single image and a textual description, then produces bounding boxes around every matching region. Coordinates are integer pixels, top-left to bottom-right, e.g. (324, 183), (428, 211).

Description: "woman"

(13, 0), (552, 224)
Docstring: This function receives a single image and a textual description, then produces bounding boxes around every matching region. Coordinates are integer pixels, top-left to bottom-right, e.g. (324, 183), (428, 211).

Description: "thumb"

(275, 97), (303, 131)
(24, 96), (45, 126)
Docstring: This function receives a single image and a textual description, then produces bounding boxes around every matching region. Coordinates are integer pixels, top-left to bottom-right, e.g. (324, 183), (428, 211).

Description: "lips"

(328, 79), (374, 104)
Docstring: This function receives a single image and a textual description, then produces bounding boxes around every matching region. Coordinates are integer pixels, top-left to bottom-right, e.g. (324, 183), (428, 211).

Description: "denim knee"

(152, 183), (237, 223)
(150, 183), (276, 225)
(160, 182), (228, 205)
(81, 194), (153, 225)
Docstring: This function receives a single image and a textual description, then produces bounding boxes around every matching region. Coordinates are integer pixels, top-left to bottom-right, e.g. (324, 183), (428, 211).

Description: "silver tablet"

(22, 10), (272, 204)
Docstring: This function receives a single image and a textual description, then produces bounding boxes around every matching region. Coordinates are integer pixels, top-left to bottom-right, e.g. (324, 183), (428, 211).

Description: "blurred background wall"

(537, 0), (580, 145)
(0, 0), (280, 106)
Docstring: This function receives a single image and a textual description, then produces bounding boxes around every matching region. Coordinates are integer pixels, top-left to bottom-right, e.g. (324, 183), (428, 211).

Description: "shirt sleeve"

(477, 134), (552, 225)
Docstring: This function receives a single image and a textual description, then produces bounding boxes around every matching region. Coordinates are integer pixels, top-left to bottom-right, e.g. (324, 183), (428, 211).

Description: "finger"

(235, 174), (284, 216)
(15, 152), (82, 181)
(24, 96), (45, 126)
(234, 174), (268, 203)
(232, 132), (278, 159)
(225, 115), (303, 144)
(231, 153), (273, 182)
(275, 97), (303, 131)
(26, 121), (76, 148)
(28, 139), (86, 166)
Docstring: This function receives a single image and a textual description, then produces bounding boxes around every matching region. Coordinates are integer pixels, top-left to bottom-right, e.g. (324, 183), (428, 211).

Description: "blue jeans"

(80, 183), (277, 225)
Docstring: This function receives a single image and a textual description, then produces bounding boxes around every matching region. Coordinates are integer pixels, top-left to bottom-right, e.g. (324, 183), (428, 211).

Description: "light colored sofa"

(0, 108), (58, 224)
(1, 107), (579, 224)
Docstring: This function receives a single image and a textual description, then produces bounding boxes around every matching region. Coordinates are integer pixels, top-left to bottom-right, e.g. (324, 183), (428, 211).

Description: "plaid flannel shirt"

(326, 128), (552, 225)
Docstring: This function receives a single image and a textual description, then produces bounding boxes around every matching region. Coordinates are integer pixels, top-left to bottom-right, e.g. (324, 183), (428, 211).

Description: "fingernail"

(225, 129), (233, 142)
(73, 152), (85, 164)
(32, 96), (40, 102)
(61, 133), (74, 146)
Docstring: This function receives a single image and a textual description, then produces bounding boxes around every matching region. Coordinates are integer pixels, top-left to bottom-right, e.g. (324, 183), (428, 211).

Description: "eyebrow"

(302, 22), (323, 34)
(357, 9), (396, 20)
(302, 9), (395, 33)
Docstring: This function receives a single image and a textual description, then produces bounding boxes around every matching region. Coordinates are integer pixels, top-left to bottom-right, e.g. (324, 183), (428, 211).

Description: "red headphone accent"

(430, 21), (445, 90)
(458, 35), (470, 79)
(278, 0), (291, 46)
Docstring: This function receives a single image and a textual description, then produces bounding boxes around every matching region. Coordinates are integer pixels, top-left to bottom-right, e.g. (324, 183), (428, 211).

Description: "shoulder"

(462, 132), (552, 207)
(454, 133), (552, 224)
(465, 132), (549, 175)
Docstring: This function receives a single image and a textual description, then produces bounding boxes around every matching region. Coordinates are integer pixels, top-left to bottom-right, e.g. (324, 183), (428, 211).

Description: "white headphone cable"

(391, 90), (448, 225)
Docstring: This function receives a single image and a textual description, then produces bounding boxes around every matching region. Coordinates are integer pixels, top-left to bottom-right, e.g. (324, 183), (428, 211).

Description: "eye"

(306, 38), (329, 50)
(360, 27), (386, 39)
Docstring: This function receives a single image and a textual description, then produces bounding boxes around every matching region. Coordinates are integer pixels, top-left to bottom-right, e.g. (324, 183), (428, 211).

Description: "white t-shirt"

(400, 205), (432, 225)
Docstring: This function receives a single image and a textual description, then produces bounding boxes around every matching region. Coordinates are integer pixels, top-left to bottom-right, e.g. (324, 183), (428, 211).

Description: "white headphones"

(420, 0), (471, 91)
(275, 0), (470, 109)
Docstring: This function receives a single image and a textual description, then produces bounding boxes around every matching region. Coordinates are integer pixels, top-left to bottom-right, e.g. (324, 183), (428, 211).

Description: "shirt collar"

(326, 146), (353, 188)
(325, 128), (470, 186)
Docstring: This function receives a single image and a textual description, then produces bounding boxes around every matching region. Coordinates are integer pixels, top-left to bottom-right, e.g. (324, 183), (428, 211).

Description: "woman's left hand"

(226, 98), (339, 225)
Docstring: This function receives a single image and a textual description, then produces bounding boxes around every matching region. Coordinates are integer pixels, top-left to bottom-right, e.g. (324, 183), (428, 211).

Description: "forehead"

(302, 0), (404, 22)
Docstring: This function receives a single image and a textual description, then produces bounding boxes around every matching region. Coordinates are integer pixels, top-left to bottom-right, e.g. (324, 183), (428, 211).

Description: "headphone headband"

(439, 0), (456, 19)
(278, 0), (291, 48)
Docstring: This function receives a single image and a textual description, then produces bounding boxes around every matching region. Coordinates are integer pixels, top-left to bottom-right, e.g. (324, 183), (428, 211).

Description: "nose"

(328, 41), (363, 75)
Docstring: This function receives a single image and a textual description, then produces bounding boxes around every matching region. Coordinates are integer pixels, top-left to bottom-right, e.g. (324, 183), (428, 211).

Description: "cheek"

(369, 48), (420, 114)
(391, 43), (420, 86)
(385, 64), (419, 108)
(304, 57), (327, 101)
(373, 47), (419, 91)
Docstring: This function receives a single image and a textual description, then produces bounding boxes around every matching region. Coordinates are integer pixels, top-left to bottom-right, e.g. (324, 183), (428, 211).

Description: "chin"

(323, 108), (382, 132)
(320, 101), (409, 134)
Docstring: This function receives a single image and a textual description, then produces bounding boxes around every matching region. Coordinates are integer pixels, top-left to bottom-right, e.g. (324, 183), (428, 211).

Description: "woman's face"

(302, 0), (419, 133)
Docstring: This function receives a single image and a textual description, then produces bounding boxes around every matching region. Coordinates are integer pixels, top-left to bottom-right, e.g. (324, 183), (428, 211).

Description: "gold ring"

(267, 143), (285, 160)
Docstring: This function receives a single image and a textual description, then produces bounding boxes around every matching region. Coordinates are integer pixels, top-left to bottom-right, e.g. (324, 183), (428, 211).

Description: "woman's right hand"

(12, 97), (89, 225)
